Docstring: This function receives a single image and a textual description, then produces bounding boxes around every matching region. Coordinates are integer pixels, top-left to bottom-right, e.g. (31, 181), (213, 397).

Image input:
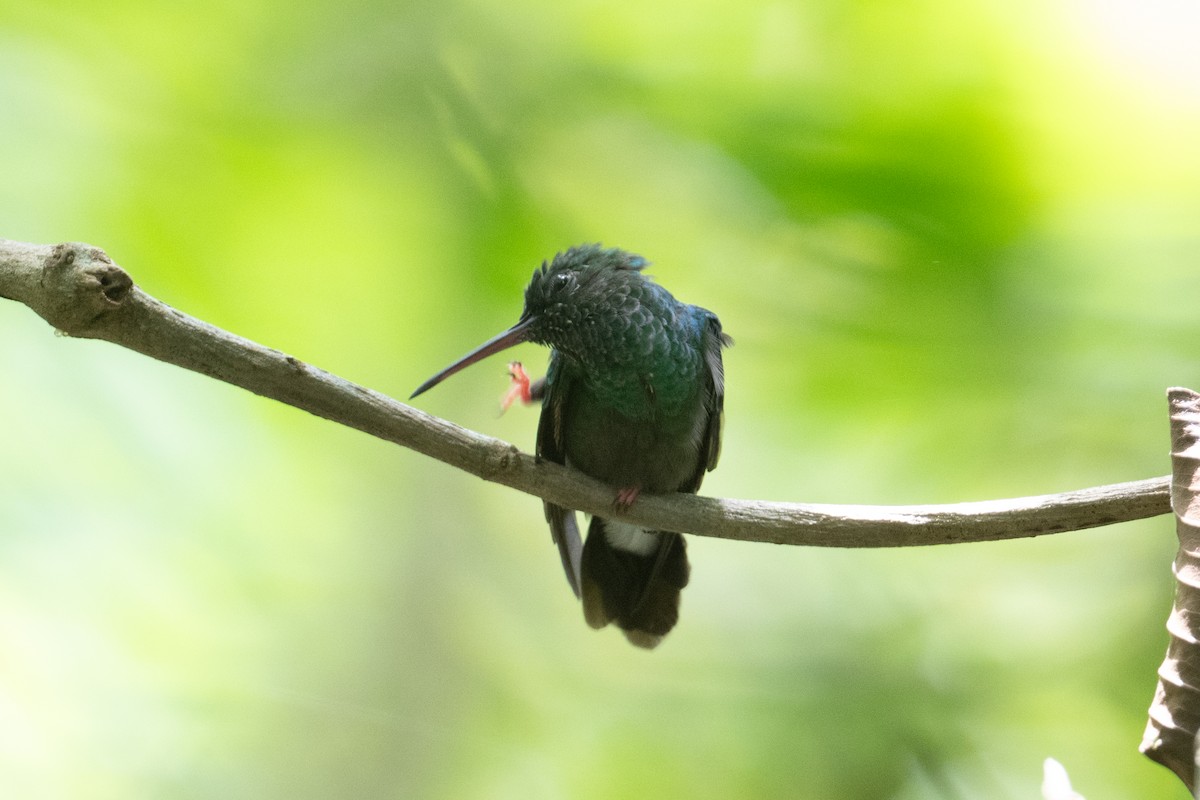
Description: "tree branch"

(0, 238), (1172, 546)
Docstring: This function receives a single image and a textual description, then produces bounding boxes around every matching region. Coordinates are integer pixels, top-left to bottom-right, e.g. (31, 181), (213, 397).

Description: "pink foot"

(614, 486), (641, 512)
(500, 361), (533, 413)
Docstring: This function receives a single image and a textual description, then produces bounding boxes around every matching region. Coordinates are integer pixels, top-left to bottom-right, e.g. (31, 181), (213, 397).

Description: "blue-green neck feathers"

(521, 244), (713, 419)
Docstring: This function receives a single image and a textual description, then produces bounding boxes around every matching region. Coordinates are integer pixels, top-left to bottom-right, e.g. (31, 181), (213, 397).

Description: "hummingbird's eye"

(553, 272), (574, 292)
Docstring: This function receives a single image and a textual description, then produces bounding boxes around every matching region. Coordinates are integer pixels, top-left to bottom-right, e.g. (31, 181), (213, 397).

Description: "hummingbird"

(411, 244), (730, 648)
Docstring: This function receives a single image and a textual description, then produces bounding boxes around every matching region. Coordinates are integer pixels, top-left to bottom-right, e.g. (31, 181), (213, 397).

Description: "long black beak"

(410, 316), (536, 399)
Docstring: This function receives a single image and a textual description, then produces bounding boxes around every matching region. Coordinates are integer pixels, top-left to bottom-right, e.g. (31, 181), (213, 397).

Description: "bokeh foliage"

(3, 0), (1200, 797)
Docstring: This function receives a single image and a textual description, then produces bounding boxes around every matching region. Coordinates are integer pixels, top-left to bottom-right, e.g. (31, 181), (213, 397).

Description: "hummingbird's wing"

(536, 355), (584, 597)
(683, 312), (731, 493)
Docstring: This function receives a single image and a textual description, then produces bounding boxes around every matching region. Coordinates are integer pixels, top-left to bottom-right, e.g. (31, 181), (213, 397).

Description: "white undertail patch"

(603, 520), (660, 556)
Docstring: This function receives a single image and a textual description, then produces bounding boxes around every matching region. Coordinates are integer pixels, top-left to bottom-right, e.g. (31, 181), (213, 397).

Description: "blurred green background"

(2, 0), (1199, 797)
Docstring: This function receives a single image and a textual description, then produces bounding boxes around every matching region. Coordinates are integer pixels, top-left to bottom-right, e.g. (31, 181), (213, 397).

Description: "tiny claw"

(614, 486), (641, 512)
(500, 361), (534, 413)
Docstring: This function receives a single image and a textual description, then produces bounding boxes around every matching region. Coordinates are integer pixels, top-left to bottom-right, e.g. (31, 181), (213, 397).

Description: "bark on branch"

(0, 238), (1173, 546)
(1141, 387), (1200, 792)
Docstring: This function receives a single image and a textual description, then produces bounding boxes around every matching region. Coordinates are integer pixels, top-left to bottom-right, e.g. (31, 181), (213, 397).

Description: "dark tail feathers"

(579, 518), (690, 648)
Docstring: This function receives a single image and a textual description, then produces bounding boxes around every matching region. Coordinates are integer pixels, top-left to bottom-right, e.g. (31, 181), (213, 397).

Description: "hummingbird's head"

(518, 244), (648, 349)
(410, 244), (649, 399)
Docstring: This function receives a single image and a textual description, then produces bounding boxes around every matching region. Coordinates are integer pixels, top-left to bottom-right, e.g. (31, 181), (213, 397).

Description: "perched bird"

(411, 244), (730, 647)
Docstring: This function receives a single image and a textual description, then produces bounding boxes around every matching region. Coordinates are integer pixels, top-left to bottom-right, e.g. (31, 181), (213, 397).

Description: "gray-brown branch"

(0, 238), (1172, 546)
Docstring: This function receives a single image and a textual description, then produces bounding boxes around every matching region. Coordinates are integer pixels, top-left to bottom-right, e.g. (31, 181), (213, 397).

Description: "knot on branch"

(39, 243), (133, 334)
(479, 441), (525, 481)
